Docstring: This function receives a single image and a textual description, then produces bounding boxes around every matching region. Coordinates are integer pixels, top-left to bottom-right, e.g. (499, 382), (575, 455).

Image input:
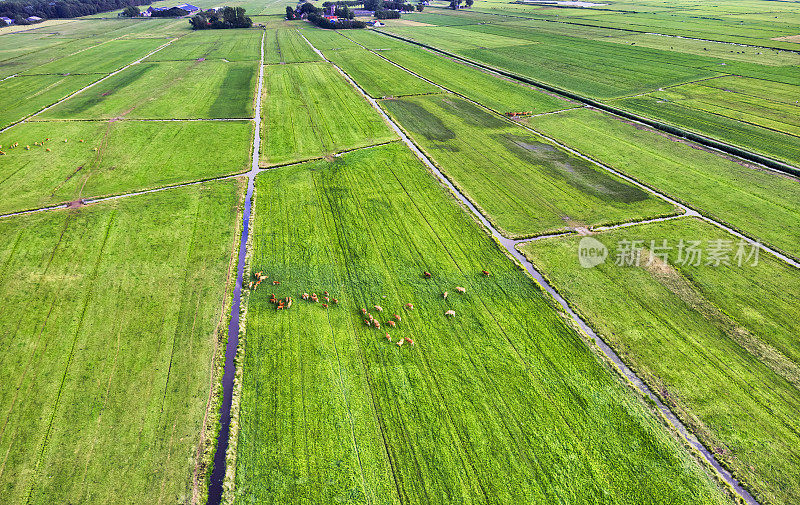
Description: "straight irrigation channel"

(206, 29), (265, 505)
(299, 29), (760, 505)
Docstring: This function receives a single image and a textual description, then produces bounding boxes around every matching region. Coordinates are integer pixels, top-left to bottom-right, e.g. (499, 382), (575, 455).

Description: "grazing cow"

(369, 313), (374, 321)
(374, 321), (381, 329)
(332, 298), (339, 304)
(445, 310), (455, 317)
(273, 280), (280, 285)
(324, 291), (329, 296)
(482, 270), (490, 277)
(302, 293), (310, 300)
(385, 333), (392, 341)
(365, 319), (371, 326)
(443, 291), (448, 299)
(256, 271), (263, 278)
(248, 281), (254, 289)
(455, 286), (466, 294)
(405, 337), (414, 346)
(324, 296), (329, 302)
(405, 303), (414, 310)
(362, 308), (368, 315)
(286, 297), (293, 308)
(374, 305), (383, 312)
(396, 339), (404, 347)
(387, 320), (396, 327)
(322, 303), (328, 308)
(311, 294), (318, 302)
(424, 271), (432, 278)
(394, 314), (402, 322)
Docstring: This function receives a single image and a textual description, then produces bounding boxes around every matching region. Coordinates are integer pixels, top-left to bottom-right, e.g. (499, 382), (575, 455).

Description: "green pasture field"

(323, 47), (440, 97)
(0, 120), (252, 214)
(39, 60), (258, 119)
(698, 75), (800, 106)
(260, 61), (397, 165)
(0, 37), (103, 78)
(382, 24), (724, 99)
(0, 74), (97, 128)
(295, 25), (351, 50)
(384, 24), (532, 51)
(645, 82), (800, 137)
(302, 28), (440, 97)
(612, 95), (800, 169)
(22, 38), (168, 75)
(341, 30), (574, 114)
(528, 107), (800, 258)
(521, 217), (800, 505)
(264, 27), (321, 64)
(380, 94), (675, 237)
(608, 33), (800, 66)
(0, 179), (242, 505)
(235, 143), (730, 505)
(147, 29), (262, 62)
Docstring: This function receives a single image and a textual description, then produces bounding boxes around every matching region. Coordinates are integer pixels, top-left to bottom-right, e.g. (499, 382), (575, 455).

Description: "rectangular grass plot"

(236, 143), (729, 505)
(261, 61), (397, 165)
(22, 38), (168, 75)
(148, 29), (263, 62)
(39, 60), (258, 119)
(0, 120), (252, 214)
(381, 94), (676, 237)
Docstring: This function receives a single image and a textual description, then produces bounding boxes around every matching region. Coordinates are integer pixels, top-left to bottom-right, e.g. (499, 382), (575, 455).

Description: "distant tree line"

(190, 6), (252, 29)
(449, 0), (473, 8)
(0, 0), (152, 21)
(150, 6), (188, 16)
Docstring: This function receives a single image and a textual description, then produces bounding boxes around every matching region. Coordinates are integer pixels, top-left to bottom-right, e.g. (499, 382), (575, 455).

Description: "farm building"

(0, 17), (13, 25)
(176, 3), (199, 12)
(26, 16), (43, 23)
(367, 20), (385, 26)
(353, 9), (375, 16)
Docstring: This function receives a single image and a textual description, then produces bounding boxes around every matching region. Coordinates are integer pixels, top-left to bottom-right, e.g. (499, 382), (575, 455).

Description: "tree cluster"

(382, 1), (414, 11)
(374, 8), (400, 18)
(189, 6), (252, 29)
(0, 0), (152, 21)
(151, 6), (187, 17)
(120, 5), (139, 17)
(334, 5), (354, 18)
(307, 12), (365, 28)
(449, 0), (472, 8)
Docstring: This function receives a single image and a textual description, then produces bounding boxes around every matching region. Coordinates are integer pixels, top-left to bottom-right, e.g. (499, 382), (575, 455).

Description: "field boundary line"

(371, 29), (800, 177)
(362, 30), (799, 267)
(0, 34), (188, 135)
(301, 29), (761, 505)
(0, 173), (246, 221)
(26, 118), (254, 123)
(259, 140), (401, 169)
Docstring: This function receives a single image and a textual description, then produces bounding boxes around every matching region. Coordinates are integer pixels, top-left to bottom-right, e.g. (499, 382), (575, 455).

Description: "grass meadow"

(0, 120), (252, 214)
(0, 74), (98, 128)
(0, 179), (243, 504)
(148, 29), (262, 62)
(22, 38), (168, 75)
(260, 61), (397, 165)
(341, 29), (576, 115)
(521, 217), (800, 505)
(264, 27), (321, 64)
(38, 60), (258, 119)
(235, 143), (730, 505)
(380, 94), (676, 237)
(528, 107), (800, 258)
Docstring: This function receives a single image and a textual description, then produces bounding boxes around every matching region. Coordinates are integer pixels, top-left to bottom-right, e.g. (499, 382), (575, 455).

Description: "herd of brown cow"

(247, 268), (492, 350)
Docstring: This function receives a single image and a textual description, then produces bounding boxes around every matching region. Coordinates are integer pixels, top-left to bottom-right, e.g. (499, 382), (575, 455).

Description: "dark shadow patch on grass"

(209, 63), (258, 118)
(502, 134), (651, 203)
(381, 99), (455, 142)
